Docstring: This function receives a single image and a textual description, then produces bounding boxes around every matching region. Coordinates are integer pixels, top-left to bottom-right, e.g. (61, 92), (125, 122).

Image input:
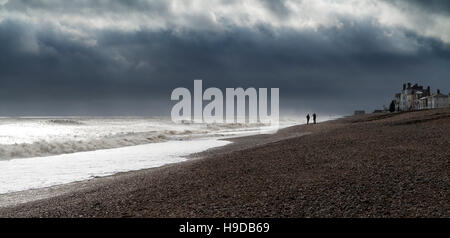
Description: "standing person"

(306, 114), (310, 125)
(313, 113), (317, 124)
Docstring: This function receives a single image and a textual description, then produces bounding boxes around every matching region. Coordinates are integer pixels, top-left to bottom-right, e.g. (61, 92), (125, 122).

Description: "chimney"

(403, 84), (406, 90)
(407, 83), (411, 88)
(437, 89), (440, 94)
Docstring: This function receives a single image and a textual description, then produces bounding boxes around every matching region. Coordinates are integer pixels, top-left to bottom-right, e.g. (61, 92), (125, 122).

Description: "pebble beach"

(0, 108), (449, 218)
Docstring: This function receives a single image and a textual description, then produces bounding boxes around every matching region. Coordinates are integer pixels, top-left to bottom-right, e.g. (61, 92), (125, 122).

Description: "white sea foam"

(0, 116), (318, 195)
(0, 117), (280, 160)
(0, 139), (230, 195)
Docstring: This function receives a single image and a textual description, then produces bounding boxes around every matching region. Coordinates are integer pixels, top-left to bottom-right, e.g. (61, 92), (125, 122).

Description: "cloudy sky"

(0, 0), (449, 116)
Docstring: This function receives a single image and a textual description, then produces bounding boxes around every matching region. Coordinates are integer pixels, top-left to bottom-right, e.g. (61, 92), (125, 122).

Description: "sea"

(0, 116), (311, 195)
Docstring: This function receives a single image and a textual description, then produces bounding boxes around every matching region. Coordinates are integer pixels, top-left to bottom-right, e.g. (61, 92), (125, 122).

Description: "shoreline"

(0, 123), (306, 208)
(0, 109), (449, 217)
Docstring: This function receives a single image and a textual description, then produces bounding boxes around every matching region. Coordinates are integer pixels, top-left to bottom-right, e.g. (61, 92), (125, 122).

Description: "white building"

(397, 83), (430, 111)
(422, 90), (450, 109)
(393, 83), (450, 111)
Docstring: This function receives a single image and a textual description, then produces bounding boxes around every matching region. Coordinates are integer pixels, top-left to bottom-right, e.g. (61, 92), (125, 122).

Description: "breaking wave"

(0, 132), (171, 160)
(0, 126), (263, 160)
(206, 122), (267, 130)
(0, 117), (296, 160)
(47, 119), (85, 125)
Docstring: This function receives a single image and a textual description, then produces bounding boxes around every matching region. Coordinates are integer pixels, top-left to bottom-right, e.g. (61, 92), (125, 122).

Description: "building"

(394, 93), (401, 111)
(421, 90), (450, 109)
(418, 96), (429, 110)
(392, 83), (450, 111)
(398, 83), (430, 111)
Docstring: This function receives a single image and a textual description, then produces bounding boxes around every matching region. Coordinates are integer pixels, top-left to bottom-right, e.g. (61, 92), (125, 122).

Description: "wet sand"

(0, 108), (449, 217)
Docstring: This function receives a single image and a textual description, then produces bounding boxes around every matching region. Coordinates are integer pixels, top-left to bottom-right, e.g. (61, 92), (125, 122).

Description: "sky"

(0, 0), (449, 116)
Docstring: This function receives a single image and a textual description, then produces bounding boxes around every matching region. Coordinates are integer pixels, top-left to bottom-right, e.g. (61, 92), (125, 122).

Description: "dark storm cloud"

(260, 0), (291, 19)
(389, 0), (450, 15)
(0, 0), (449, 116)
(3, 0), (169, 14)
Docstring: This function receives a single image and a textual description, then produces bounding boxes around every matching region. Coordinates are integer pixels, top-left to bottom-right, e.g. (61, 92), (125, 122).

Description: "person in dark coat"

(313, 113), (317, 124)
(306, 114), (310, 125)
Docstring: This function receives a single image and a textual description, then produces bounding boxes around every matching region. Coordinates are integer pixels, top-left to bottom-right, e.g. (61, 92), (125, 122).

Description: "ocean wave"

(47, 119), (85, 125)
(0, 117), (288, 160)
(0, 132), (169, 160)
